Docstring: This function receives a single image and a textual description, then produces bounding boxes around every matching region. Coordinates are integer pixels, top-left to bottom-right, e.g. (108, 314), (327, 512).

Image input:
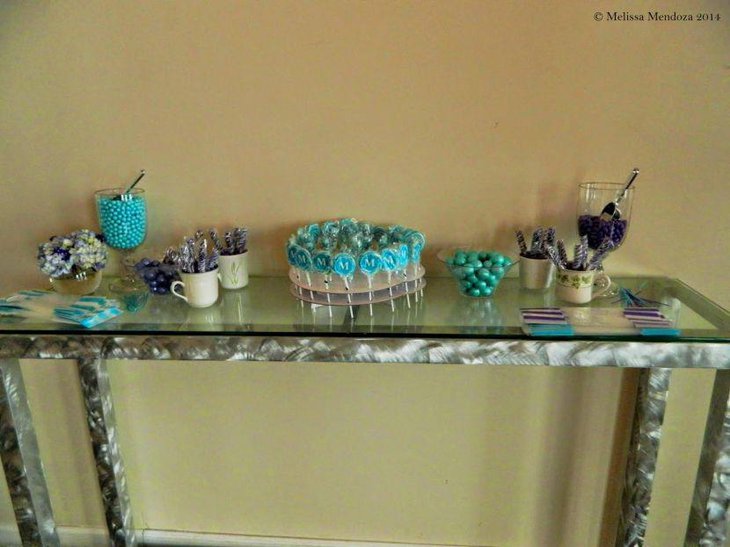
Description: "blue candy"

(381, 248), (399, 272)
(333, 253), (356, 277)
(359, 250), (383, 276)
(96, 194), (147, 249)
(294, 247), (313, 271)
(313, 251), (332, 273)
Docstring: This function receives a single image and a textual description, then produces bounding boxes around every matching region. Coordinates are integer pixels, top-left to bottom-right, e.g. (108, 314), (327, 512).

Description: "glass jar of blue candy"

(94, 188), (147, 249)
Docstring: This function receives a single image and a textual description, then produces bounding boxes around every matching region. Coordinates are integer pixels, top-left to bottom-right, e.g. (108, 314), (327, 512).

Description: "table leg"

(76, 357), (136, 547)
(685, 369), (730, 546)
(0, 358), (59, 546)
(616, 368), (672, 547)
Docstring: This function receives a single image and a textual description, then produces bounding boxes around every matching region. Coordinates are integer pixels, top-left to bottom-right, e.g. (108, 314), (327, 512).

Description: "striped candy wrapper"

(209, 228), (224, 252)
(233, 227), (248, 254)
(530, 228), (543, 252)
(515, 230), (528, 255)
(207, 247), (219, 271)
(545, 227), (556, 248)
(573, 243), (584, 270)
(546, 246), (563, 269)
(587, 239), (615, 270)
(197, 239), (208, 273)
(557, 239), (569, 267)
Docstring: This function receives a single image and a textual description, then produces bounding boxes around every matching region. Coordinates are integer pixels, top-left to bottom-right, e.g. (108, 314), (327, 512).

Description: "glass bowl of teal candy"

(438, 247), (515, 298)
(94, 188), (147, 250)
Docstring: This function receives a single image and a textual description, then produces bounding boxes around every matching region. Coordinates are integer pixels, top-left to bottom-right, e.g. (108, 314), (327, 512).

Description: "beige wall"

(0, 1), (728, 546)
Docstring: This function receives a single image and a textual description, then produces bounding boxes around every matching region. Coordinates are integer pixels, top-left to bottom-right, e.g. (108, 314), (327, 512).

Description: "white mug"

(171, 269), (219, 308)
(555, 269), (611, 304)
(218, 252), (249, 289)
(519, 256), (555, 290)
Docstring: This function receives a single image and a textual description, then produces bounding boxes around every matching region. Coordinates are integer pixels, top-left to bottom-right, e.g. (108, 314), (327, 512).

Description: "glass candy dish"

(438, 247), (515, 298)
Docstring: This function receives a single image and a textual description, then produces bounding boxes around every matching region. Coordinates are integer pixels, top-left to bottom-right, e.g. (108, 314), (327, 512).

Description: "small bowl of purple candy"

(134, 257), (180, 295)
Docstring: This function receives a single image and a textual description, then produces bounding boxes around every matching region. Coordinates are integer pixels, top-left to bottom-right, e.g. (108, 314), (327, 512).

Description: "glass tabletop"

(1, 276), (729, 342)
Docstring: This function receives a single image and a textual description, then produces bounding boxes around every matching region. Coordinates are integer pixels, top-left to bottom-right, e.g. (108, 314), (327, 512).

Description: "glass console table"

(0, 276), (728, 547)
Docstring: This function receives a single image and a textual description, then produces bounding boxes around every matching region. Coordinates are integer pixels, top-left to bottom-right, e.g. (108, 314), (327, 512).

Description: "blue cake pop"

(293, 247), (312, 271)
(286, 242), (299, 266)
(307, 223), (321, 240)
(359, 250), (383, 276)
(333, 253), (356, 278)
(313, 250), (332, 273)
(397, 243), (409, 269)
(381, 247), (399, 272)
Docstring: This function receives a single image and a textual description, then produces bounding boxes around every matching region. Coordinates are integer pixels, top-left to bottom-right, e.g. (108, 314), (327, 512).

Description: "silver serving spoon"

(599, 168), (639, 221)
(114, 169), (146, 201)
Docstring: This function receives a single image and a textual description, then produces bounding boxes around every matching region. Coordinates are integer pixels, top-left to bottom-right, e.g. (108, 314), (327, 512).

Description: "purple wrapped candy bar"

(515, 230), (528, 255)
(557, 240), (569, 266)
(578, 214), (627, 249)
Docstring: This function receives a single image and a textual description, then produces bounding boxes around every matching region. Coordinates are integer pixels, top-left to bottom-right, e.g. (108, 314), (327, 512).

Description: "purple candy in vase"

(577, 180), (635, 251)
(578, 215), (628, 249)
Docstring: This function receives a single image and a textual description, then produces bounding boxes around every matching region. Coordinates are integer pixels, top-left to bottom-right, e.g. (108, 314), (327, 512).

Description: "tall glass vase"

(95, 187), (148, 294)
(577, 182), (635, 297)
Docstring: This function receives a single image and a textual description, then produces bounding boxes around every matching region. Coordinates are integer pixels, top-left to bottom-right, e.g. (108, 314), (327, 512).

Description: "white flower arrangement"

(37, 229), (108, 279)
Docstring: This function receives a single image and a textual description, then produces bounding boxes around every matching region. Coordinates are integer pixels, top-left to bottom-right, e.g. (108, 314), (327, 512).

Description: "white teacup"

(555, 269), (611, 304)
(171, 269), (219, 308)
(519, 256), (555, 290)
(218, 252), (249, 289)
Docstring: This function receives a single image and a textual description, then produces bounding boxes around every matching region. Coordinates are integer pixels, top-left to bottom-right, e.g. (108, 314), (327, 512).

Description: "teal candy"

(381, 248), (398, 271)
(294, 247), (313, 271)
(410, 242), (424, 262)
(359, 250), (382, 276)
(313, 251), (332, 273)
(307, 224), (321, 239)
(286, 244), (299, 266)
(97, 194), (147, 249)
(397, 244), (409, 269)
(445, 248), (512, 298)
(409, 231), (426, 248)
(333, 253), (356, 277)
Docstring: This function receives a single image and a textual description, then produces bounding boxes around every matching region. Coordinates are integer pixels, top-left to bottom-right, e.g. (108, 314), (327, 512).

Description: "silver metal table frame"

(1, 334), (729, 547)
